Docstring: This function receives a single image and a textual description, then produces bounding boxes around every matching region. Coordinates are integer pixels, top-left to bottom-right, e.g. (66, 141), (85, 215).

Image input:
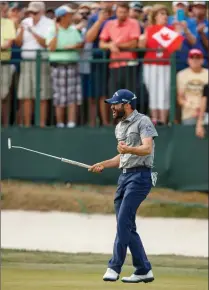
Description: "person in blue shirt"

(192, 1), (209, 68)
(168, 1), (196, 72)
(85, 1), (116, 126)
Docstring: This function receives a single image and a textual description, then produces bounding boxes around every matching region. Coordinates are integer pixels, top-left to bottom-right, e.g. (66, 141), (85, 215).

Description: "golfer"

(89, 89), (158, 283)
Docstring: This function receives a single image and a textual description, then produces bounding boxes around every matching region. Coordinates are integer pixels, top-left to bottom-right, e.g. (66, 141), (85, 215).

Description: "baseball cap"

(188, 48), (203, 58)
(129, 2), (143, 11)
(55, 5), (75, 18)
(27, 2), (45, 12)
(105, 89), (137, 105)
(172, 1), (189, 6)
(9, 2), (23, 10)
(193, 1), (206, 6)
(79, 3), (90, 9)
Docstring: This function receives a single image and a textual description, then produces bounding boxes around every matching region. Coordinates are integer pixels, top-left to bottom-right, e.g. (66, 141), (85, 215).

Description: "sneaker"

(121, 270), (154, 283)
(67, 122), (76, 128)
(103, 268), (119, 282)
(56, 123), (64, 128)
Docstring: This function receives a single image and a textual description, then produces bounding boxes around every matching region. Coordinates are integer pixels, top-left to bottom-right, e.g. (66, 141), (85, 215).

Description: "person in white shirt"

(15, 1), (54, 127)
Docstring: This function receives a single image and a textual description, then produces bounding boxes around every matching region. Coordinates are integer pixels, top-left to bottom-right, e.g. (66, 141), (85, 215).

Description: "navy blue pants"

(108, 168), (152, 275)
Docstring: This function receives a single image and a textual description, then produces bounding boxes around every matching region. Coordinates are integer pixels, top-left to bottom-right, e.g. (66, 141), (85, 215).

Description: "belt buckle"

(123, 168), (127, 174)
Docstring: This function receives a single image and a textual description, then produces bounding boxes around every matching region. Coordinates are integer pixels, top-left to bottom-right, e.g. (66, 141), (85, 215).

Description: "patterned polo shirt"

(115, 110), (158, 168)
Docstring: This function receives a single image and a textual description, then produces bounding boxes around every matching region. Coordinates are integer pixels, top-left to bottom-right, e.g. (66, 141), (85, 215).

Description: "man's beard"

(114, 106), (125, 120)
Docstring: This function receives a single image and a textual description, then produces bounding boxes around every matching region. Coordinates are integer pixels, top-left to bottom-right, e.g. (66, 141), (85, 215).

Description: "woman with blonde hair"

(139, 4), (181, 125)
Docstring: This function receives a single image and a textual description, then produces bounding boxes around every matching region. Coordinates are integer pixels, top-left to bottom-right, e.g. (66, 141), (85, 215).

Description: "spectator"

(46, 8), (55, 20)
(15, 1), (54, 127)
(188, 3), (194, 18)
(139, 4), (182, 125)
(192, 1), (209, 68)
(90, 2), (100, 15)
(142, 5), (152, 28)
(196, 83), (208, 138)
(47, 5), (83, 128)
(99, 2), (140, 101)
(1, 1), (16, 126)
(129, 2), (144, 31)
(8, 2), (24, 125)
(177, 49), (208, 125)
(168, 1), (196, 72)
(74, 3), (90, 33)
(129, 1), (149, 115)
(86, 1), (116, 126)
(77, 8), (95, 127)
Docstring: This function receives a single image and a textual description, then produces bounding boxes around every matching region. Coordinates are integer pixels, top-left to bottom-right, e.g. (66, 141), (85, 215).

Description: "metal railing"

(1, 48), (177, 127)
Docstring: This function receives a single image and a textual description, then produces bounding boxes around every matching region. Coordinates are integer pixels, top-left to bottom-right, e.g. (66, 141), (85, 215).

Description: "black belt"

(121, 166), (151, 174)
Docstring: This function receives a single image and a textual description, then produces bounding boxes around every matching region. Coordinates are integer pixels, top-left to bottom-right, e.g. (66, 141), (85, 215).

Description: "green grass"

(2, 250), (208, 290)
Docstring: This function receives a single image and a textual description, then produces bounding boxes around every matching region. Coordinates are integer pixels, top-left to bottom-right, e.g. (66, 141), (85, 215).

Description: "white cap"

(193, 1), (206, 5)
(172, 1), (189, 6)
(27, 2), (45, 12)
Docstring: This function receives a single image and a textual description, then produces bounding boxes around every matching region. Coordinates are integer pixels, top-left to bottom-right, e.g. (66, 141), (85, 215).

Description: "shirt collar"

(115, 17), (129, 27)
(122, 110), (138, 122)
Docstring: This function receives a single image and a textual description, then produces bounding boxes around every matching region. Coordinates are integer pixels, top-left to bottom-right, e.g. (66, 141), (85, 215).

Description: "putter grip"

(61, 158), (90, 169)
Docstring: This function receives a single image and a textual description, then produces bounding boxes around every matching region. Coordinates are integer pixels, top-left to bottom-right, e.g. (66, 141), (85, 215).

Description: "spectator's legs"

(38, 62), (50, 127)
(158, 65), (170, 124)
(18, 61), (33, 126)
(89, 98), (96, 127)
(99, 96), (110, 126)
(40, 100), (48, 127)
(67, 103), (77, 126)
(22, 99), (33, 127)
(55, 106), (65, 126)
(144, 64), (158, 124)
(1, 100), (9, 126)
(1, 65), (13, 126)
(51, 64), (67, 128)
(93, 62), (110, 126)
(67, 64), (82, 128)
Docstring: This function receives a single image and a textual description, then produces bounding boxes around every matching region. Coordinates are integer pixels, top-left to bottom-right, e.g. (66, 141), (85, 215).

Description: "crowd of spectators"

(0, 1), (208, 133)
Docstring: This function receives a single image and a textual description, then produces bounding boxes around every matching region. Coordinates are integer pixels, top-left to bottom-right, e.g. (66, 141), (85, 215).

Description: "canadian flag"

(152, 26), (184, 53)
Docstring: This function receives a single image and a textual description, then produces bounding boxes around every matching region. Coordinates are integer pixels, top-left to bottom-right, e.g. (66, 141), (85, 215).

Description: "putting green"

(2, 250), (208, 290)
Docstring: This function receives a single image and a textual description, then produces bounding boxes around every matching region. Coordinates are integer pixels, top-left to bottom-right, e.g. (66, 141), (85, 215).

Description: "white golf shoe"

(121, 270), (154, 283)
(103, 268), (119, 282)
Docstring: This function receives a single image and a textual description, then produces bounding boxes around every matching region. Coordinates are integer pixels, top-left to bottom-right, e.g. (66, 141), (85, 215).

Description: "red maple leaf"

(160, 33), (171, 41)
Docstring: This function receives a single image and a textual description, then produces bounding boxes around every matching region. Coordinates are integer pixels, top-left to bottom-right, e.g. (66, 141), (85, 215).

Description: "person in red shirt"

(139, 4), (182, 125)
(99, 2), (140, 99)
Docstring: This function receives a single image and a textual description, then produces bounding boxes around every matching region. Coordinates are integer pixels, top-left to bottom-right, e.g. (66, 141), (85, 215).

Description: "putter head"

(8, 138), (11, 149)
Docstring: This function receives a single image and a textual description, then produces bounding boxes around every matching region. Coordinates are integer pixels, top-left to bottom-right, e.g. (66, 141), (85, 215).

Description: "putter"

(7, 138), (91, 169)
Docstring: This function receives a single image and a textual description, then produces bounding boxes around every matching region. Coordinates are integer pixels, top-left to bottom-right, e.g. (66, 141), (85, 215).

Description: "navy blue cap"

(105, 89), (137, 105)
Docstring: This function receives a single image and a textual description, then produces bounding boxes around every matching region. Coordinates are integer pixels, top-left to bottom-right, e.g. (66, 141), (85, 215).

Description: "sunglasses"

(189, 55), (202, 59)
(29, 11), (39, 15)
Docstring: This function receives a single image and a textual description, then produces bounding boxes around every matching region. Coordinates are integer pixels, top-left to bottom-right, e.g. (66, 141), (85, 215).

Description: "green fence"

(1, 126), (208, 191)
(2, 48), (177, 127)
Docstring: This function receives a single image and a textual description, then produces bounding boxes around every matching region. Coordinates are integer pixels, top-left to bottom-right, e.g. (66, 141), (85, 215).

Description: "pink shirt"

(100, 18), (140, 69)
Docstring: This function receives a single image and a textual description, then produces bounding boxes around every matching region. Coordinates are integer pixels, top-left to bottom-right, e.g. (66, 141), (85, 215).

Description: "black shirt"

(203, 84), (209, 113)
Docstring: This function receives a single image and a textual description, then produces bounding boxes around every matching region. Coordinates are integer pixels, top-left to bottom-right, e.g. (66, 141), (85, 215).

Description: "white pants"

(143, 64), (170, 110)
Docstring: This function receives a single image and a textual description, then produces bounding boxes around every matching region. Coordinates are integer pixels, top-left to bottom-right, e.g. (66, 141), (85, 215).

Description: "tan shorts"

(1, 65), (13, 100)
(18, 61), (50, 100)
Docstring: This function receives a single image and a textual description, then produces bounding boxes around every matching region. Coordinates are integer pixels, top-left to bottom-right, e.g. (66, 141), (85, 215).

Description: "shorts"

(143, 64), (170, 110)
(108, 66), (138, 98)
(51, 63), (82, 106)
(18, 61), (50, 100)
(1, 64), (14, 100)
(90, 62), (108, 98)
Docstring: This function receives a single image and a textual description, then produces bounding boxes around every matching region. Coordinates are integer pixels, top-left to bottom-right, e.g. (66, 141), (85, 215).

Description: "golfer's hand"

(88, 163), (104, 173)
(117, 141), (130, 154)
